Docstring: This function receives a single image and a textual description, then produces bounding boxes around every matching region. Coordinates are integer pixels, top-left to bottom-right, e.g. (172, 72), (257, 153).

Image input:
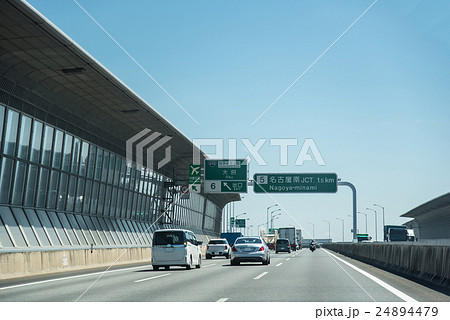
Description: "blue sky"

(27, 0), (450, 241)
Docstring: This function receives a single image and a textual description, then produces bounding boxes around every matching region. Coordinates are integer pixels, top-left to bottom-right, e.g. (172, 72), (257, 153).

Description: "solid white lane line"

(0, 265), (153, 291)
(254, 272), (268, 280)
(323, 249), (418, 302)
(276, 263), (283, 267)
(134, 273), (170, 283)
(216, 298), (228, 302)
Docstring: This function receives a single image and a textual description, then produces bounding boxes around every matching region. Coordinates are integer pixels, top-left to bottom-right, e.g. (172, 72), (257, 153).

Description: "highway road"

(0, 248), (449, 302)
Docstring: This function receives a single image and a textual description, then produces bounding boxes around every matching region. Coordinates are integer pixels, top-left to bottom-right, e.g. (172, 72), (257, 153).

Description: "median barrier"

(0, 247), (151, 280)
(323, 243), (450, 288)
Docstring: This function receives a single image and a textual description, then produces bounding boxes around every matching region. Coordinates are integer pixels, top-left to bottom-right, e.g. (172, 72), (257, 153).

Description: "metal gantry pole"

(338, 181), (357, 242)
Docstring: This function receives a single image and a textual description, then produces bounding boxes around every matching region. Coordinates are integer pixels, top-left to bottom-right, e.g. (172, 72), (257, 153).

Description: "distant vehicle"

(278, 227), (297, 251)
(309, 241), (316, 252)
(220, 232), (243, 246)
(407, 229), (415, 242)
(206, 238), (230, 259)
(295, 229), (302, 249)
(275, 238), (291, 253)
(230, 236), (270, 265)
(152, 229), (202, 271)
(384, 225), (408, 242)
(357, 233), (372, 242)
(263, 233), (277, 250)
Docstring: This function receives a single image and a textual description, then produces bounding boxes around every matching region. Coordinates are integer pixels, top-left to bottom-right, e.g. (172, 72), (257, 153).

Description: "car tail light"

(224, 245), (228, 250)
(288, 244), (290, 247)
(232, 246), (237, 252)
(258, 246), (264, 251)
(207, 245), (209, 250)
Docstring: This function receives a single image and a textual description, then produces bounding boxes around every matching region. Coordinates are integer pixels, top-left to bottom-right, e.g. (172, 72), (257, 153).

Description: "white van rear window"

(153, 231), (185, 245)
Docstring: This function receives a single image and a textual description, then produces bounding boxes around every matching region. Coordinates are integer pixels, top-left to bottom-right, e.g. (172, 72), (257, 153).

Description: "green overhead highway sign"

(204, 159), (248, 193)
(253, 173), (337, 193)
(204, 159), (247, 180)
(235, 219), (246, 228)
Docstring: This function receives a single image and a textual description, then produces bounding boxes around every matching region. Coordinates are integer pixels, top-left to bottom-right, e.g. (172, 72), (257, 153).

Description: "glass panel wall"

(17, 115), (32, 159)
(3, 109), (19, 156)
(41, 125), (54, 167)
(11, 160), (26, 205)
(30, 120), (43, 163)
(62, 134), (72, 172)
(25, 208), (51, 246)
(0, 215), (14, 248)
(0, 104), (220, 251)
(0, 158), (14, 203)
(52, 130), (63, 169)
(24, 164), (38, 206)
(0, 206), (27, 247)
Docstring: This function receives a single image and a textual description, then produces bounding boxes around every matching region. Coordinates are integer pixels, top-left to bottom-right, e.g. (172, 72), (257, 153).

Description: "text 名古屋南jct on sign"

(253, 173), (337, 193)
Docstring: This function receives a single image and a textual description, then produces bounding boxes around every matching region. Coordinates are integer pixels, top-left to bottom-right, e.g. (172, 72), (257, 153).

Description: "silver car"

(230, 236), (270, 265)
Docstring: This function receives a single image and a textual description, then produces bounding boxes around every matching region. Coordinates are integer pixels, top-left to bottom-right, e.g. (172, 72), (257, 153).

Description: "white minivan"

(151, 229), (203, 271)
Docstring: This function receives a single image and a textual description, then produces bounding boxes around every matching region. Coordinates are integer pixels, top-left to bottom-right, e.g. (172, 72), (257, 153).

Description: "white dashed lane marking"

(216, 298), (228, 302)
(134, 273), (170, 283)
(254, 272), (268, 280)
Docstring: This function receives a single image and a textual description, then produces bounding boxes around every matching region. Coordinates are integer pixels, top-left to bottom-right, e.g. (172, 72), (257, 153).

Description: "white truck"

(278, 227), (297, 251)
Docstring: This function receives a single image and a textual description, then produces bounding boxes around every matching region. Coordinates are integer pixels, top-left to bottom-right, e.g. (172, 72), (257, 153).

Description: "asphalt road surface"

(0, 248), (449, 302)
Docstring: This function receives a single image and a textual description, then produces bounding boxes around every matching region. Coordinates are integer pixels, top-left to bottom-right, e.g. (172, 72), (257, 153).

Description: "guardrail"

(323, 243), (450, 289)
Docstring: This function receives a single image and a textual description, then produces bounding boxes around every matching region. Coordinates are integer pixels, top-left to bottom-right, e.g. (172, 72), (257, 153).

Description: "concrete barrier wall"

(0, 245), (210, 280)
(0, 247), (151, 280)
(323, 243), (450, 288)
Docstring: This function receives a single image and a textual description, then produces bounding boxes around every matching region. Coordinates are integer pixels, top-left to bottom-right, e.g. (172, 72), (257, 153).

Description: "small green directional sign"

(189, 164), (201, 193)
(235, 219), (246, 228)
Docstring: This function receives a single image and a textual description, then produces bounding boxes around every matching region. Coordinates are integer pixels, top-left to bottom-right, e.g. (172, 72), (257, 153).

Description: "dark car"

(275, 238), (291, 253)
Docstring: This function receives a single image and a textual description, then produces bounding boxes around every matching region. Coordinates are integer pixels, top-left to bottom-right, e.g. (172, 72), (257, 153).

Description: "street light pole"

(373, 204), (385, 240)
(358, 211), (368, 233)
(323, 220), (331, 240)
(232, 202), (235, 232)
(271, 213), (281, 231)
(266, 204), (278, 234)
(270, 208), (281, 231)
(366, 208), (377, 241)
(307, 222), (315, 239)
(272, 216), (280, 230)
(336, 218), (344, 242)
(257, 223), (265, 236)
